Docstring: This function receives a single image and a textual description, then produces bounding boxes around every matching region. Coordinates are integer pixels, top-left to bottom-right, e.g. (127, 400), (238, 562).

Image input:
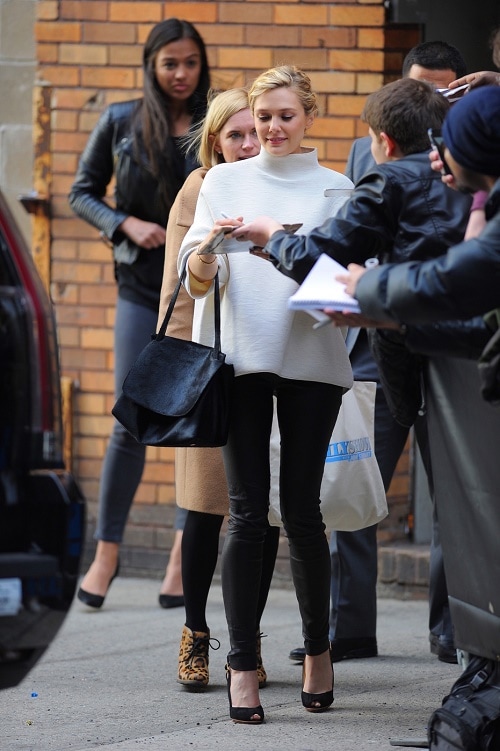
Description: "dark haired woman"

(69, 18), (210, 609)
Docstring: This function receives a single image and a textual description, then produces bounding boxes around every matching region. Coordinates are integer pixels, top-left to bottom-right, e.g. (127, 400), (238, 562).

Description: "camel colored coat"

(158, 168), (230, 516)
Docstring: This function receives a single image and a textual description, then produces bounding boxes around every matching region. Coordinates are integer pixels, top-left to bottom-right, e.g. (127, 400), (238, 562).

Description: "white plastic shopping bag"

(268, 381), (387, 531)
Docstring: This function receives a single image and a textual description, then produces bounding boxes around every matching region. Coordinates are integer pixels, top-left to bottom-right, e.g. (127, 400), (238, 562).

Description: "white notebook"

(288, 253), (361, 313)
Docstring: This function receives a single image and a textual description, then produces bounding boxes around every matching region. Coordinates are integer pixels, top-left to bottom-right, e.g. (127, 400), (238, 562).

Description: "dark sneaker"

(429, 633), (458, 664)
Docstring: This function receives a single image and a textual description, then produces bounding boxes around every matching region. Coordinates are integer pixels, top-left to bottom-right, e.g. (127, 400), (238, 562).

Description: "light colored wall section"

(0, 0), (36, 241)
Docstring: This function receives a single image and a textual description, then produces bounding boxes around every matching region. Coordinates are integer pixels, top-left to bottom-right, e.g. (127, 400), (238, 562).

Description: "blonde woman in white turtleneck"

(178, 65), (353, 725)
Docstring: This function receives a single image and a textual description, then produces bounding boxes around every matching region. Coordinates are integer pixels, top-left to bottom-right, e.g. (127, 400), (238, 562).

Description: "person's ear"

(304, 113), (315, 131)
(209, 133), (222, 155)
(379, 132), (397, 157)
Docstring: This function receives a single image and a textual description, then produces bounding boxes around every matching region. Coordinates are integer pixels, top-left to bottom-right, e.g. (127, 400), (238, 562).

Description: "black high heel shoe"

(77, 561), (120, 609)
(158, 594), (185, 609)
(226, 667), (265, 724)
(301, 655), (334, 713)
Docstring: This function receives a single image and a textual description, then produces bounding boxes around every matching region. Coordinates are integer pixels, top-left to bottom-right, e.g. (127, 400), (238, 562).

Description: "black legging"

(221, 373), (343, 671)
(182, 510), (280, 634)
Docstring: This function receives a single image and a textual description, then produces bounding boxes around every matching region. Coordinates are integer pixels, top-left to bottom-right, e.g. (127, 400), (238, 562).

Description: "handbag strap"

(156, 253), (223, 356)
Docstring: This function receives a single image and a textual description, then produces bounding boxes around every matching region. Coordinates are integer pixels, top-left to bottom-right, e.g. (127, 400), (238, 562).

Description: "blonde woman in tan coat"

(158, 88), (280, 690)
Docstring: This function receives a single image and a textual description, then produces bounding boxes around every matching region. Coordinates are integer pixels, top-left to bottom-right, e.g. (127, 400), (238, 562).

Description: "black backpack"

(428, 656), (500, 750)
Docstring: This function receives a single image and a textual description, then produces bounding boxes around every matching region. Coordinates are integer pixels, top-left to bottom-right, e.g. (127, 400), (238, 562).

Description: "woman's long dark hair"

(133, 18), (210, 210)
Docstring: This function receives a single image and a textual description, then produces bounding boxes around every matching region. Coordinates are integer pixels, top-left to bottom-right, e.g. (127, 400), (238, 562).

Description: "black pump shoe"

(158, 594), (185, 609)
(226, 667), (264, 724)
(301, 659), (334, 713)
(301, 686), (334, 713)
(77, 562), (120, 609)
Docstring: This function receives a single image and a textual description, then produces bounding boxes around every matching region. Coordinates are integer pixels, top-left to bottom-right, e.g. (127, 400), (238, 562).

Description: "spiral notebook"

(288, 253), (361, 313)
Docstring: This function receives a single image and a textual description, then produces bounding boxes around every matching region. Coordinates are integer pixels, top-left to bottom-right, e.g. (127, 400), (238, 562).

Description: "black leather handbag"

(112, 258), (234, 447)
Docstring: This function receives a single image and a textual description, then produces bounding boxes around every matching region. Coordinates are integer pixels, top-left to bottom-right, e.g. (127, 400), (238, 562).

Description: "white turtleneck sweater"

(178, 148), (354, 390)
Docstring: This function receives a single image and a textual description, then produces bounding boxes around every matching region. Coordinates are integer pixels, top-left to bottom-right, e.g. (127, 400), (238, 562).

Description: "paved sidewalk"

(1, 578), (461, 751)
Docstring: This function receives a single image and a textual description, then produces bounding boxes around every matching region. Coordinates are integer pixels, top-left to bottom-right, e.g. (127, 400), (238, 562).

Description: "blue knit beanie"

(442, 85), (500, 176)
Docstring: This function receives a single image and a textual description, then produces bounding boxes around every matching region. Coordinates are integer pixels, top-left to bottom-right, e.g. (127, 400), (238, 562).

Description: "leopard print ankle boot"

(178, 625), (218, 688)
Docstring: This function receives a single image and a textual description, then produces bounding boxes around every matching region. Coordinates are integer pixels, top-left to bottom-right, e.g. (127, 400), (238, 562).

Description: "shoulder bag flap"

(121, 336), (226, 417)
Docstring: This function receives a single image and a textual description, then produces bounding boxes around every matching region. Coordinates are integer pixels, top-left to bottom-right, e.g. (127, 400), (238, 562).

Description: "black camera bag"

(428, 655), (500, 750)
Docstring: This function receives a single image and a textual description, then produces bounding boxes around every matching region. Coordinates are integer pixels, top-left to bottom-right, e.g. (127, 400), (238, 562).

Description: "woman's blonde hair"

(248, 65), (318, 117)
(187, 87), (251, 169)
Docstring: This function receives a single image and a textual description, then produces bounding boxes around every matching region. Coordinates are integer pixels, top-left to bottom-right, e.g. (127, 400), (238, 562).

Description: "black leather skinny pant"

(182, 509), (280, 634)
(221, 373), (343, 671)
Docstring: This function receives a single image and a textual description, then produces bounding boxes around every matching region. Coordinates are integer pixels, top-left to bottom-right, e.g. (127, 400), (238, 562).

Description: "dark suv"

(0, 190), (85, 689)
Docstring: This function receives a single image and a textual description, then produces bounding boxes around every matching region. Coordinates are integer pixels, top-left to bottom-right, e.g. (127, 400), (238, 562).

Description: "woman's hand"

(231, 216), (284, 248)
(119, 216), (166, 248)
(214, 215), (244, 232)
(189, 218), (244, 281)
(195, 217), (244, 255)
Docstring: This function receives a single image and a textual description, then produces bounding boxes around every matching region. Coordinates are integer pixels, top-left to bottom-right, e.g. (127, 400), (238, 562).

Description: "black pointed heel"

(77, 561), (120, 609)
(158, 594), (185, 609)
(226, 667), (264, 724)
(301, 657), (334, 713)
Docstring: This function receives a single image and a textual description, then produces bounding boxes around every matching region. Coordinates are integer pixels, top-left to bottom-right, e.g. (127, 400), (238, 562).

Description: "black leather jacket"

(267, 151), (490, 359)
(267, 151), (472, 281)
(355, 180), (500, 362)
(69, 100), (197, 307)
(354, 180), (500, 403)
(70, 100), (160, 263)
(356, 178), (500, 328)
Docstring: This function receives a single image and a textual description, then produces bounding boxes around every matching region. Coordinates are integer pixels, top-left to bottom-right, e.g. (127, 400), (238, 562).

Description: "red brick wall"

(34, 1), (420, 573)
